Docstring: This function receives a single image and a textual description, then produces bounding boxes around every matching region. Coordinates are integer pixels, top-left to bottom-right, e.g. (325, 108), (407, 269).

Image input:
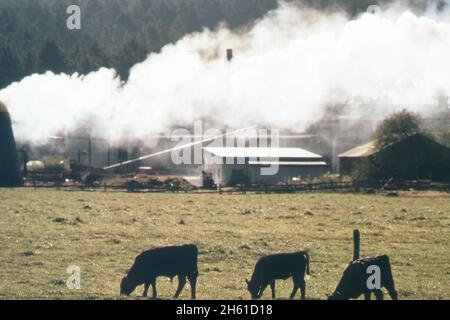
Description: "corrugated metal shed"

(203, 146), (328, 185)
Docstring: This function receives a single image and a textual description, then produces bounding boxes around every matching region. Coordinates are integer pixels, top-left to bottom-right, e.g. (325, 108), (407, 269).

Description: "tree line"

(0, 0), (280, 89)
(0, 0), (439, 89)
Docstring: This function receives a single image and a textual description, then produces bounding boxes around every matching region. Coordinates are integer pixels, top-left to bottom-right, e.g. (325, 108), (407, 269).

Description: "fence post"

(353, 229), (360, 261)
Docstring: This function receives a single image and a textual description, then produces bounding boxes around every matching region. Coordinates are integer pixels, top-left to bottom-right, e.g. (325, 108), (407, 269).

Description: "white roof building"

(203, 147), (328, 186)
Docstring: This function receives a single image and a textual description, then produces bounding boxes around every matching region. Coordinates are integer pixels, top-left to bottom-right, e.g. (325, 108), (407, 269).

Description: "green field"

(0, 189), (449, 300)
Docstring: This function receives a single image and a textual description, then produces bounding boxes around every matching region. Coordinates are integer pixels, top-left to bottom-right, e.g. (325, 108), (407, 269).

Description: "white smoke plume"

(1, 1), (450, 146)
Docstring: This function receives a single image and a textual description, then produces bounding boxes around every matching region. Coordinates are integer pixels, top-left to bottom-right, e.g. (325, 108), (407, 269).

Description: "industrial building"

(339, 133), (450, 181)
(203, 147), (328, 186)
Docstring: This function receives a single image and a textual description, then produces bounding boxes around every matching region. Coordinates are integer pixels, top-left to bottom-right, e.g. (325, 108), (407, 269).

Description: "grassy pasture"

(0, 189), (449, 300)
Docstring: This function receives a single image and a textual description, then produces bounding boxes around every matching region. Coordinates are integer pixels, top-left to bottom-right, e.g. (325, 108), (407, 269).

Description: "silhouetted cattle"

(246, 251), (310, 299)
(328, 255), (398, 300)
(120, 244), (198, 299)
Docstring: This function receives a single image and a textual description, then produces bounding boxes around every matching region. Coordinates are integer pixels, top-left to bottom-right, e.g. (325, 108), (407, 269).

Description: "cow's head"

(120, 276), (138, 296)
(245, 279), (259, 299)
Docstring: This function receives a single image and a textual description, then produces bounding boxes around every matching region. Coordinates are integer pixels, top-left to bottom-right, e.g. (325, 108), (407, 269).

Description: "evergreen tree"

(37, 39), (66, 74)
(0, 0), (428, 84)
(0, 47), (23, 89)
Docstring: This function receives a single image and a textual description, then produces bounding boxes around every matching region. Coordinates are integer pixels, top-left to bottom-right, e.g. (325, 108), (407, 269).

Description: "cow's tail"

(304, 252), (310, 275)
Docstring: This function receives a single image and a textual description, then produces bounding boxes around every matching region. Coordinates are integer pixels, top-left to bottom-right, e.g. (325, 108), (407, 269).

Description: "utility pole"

(20, 148), (28, 178)
(88, 136), (92, 168)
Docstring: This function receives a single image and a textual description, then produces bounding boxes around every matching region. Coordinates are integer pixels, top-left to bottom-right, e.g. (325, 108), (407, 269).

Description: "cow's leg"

(270, 281), (276, 299)
(187, 274), (197, 300)
(292, 276), (306, 300)
(258, 283), (269, 299)
(364, 291), (371, 300)
(299, 278), (306, 300)
(289, 284), (299, 299)
(174, 275), (187, 299)
(386, 286), (398, 300)
(143, 282), (150, 297)
(151, 279), (157, 299)
(374, 289), (384, 300)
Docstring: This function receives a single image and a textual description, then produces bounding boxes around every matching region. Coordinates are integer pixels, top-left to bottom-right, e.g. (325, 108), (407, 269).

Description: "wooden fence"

(22, 173), (450, 194)
(216, 180), (450, 194)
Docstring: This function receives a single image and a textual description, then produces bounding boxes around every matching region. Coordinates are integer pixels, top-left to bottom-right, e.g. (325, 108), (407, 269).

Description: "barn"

(203, 147), (328, 186)
(339, 133), (450, 181)
(0, 101), (22, 187)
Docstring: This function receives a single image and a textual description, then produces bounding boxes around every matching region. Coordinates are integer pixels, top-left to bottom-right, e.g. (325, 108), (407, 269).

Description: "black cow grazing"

(246, 251), (310, 300)
(120, 244), (198, 299)
(328, 255), (398, 300)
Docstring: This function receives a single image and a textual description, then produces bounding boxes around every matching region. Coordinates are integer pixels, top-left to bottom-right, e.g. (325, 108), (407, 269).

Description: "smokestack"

(0, 101), (22, 187)
(226, 48), (233, 62)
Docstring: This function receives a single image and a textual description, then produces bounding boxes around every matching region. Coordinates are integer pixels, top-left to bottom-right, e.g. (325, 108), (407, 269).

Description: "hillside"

(0, 0), (430, 89)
